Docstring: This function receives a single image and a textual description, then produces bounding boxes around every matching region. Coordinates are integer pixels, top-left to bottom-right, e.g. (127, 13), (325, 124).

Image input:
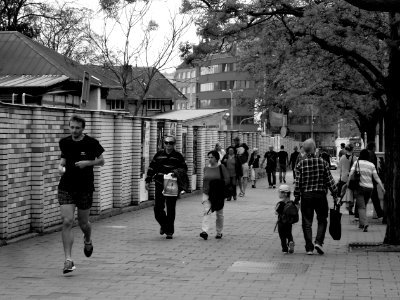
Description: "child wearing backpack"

(275, 184), (298, 254)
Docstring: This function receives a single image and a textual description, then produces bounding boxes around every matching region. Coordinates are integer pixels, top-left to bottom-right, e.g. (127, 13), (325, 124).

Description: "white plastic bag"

(163, 173), (179, 197)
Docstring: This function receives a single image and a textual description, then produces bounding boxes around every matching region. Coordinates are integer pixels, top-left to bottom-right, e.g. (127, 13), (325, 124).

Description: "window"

(199, 98), (230, 108)
(147, 100), (161, 110)
(200, 82), (214, 92)
(106, 99), (125, 110)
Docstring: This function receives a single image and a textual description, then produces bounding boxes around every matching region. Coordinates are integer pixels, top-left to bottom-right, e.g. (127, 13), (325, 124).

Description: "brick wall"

(0, 102), (301, 240)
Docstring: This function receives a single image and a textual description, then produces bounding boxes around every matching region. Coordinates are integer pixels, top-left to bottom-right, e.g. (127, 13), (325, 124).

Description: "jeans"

(300, 191), (329, 252)
(154, 183), (177, 234)
(228, 176), (237, 199)
(201, 194), (224, 234)
(266, 168), (276, 186)
(354, 186), (373, 227)
(279, 164), (287, 183)
(277, 221), (293, 251)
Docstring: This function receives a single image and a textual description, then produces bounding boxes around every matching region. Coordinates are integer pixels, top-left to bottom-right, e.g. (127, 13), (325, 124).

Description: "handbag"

(329, 202), (342, 240)
(348, 160), (360, 190)
(162, 173), (179, 197)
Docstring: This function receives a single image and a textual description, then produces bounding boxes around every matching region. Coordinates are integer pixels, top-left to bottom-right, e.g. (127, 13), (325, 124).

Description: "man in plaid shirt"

(294, 139), (338, 255)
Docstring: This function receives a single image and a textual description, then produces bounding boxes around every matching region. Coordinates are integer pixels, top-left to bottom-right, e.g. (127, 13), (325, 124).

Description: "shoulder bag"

(348, 160), (360, 190)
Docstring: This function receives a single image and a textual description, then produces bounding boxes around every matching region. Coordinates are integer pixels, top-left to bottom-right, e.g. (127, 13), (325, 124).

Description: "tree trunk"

(383, 13), (400, 245)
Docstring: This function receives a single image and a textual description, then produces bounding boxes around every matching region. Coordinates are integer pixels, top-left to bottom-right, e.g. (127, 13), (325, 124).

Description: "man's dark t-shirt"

(278, 151), (288, 166)
(58, 135), (104, 192)
(264, 151), (278, 170)
(289, 151), (300, 168)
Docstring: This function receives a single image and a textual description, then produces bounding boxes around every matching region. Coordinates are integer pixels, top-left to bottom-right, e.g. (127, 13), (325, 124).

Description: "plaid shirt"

(294, 154), (337, 201)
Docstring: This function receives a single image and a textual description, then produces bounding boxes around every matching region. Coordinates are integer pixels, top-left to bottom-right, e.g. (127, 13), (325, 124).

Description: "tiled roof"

(0, 75), (68, 87)
(89, 65), (186, 100)
(0, 32), (114, 88)
(152, 109), (228, 121)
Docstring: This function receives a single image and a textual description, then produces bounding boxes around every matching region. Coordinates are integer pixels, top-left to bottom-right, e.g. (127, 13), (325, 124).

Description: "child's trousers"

(277, 221), (293, 251)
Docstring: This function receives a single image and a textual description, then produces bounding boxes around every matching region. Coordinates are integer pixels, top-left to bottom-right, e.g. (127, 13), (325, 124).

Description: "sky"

(76, 0), (199, 72)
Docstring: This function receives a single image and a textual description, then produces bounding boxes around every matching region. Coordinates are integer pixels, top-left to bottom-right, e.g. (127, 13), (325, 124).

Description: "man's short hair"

(233, 137), (240, 141)
(164, 135), (176, 143)
(303, 139), (316, 154)
(345, 143), (354, 151)
(69, 115), (86, 129)
(341, 143), (345, 147)
(208, 150), (220, 161)
(280, 145), (284, 149)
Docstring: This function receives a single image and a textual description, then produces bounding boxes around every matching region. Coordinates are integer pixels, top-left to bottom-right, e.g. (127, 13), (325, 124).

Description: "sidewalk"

(0, 171), (399, 300)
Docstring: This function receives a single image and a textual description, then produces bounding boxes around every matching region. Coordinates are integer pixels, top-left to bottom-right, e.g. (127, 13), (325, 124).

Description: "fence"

(0, 102), (300, 240)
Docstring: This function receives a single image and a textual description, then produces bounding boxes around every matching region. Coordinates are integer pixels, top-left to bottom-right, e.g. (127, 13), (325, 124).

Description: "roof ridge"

(14, 32), (75, 78)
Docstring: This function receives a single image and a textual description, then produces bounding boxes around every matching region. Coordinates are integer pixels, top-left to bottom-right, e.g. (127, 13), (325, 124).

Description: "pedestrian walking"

(233, 136), (249, 197)
(214, 142), (226, 165)
(294, 145), (306, 168)
(294, 139), (338, 255)
(347, 149), (385, 232)
(57, 115), (105, 274)
(366, 142), (384, 219)
(200, 151), (230, 240)
(145, 135), (188, 239)
(249, 148), (261, 188)
(338, 143), (346, 158)
(221, 146), (243, 201)
(261, 145), (278, 188)
(288, 146), (300, 182)
(275, 184), (296, 254)
(277, 145), (289, 183)
(337, 144), (355, 214)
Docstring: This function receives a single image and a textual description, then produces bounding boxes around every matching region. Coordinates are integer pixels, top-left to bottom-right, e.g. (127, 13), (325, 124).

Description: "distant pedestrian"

(275, 184), (296, 254)
(233, 136), (249, 197)
(319, 148), (331, 169)
(214, 142), (226, 164)
(221, 146), (243, 201)
(277, 145), (289, 183)
(288, 146), (300, 181)
(58, 115), (105, 274)
(366, 142), (384, 219)
(294, 139), (338, 255)
(347, 149), (385, 232)
(337, 144), (355, 214)
(338, 143), (346, 158)
(294, 145), (306, 168)
(249, 148), (261, 188)
(200, 151), (230, 240)
(145, 135), (188, 239)
(261, 145), (278, 188)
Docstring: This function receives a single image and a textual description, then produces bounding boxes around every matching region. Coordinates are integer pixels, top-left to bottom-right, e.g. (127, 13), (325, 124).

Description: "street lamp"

(222, 89), (243, 130)
(239, 116), (255, 131)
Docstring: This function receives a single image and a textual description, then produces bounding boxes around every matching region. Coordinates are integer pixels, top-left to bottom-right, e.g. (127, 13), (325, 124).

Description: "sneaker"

(63, 260), (76, 274)
(288, 241), (295, 254)
(268, 186), (273, 189)
(215, 233), (223, 239)
(272, 185), (276, 188)
(159, 228), (165, 235)
(315, 244), (324, 255)
(166, 233), (173, 239)
(283, 179), (286, 183)
(252, 185), (255, 188)
(200, 231), (208, 240)
(282, 250), (289, 254)
(363, 225), (369, 232)
(83, 239), (93, 258)
(306, 251), (314, 255)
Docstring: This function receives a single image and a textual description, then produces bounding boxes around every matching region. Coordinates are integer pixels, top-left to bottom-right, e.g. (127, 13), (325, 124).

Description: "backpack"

(281, 201), (299, 224)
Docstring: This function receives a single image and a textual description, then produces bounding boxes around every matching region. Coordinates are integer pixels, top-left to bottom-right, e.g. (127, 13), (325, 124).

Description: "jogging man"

(58, 115), (105, 274)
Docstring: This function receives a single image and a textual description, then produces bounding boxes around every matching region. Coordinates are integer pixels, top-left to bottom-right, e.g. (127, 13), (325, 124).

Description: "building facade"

(174, 65), (197, 110)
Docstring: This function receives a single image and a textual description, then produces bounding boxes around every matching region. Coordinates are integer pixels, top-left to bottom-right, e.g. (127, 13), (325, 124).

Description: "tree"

(0, 0), (45, 38)
(34, 3), (98, 64)
(182, 0), (400, 245)
(88, 0), (192, 115)
(341, 0), (400, 246)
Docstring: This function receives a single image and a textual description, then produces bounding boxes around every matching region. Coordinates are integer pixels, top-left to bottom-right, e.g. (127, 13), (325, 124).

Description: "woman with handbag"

(200, 151), (230, 240)
(347, 149), (385, 232)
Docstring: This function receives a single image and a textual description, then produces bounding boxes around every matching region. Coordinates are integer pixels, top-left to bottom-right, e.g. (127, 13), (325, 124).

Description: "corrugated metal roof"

(152, 109), (228, 121)
(0, 32), (114, 87)
(0, 75), (68, 87)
